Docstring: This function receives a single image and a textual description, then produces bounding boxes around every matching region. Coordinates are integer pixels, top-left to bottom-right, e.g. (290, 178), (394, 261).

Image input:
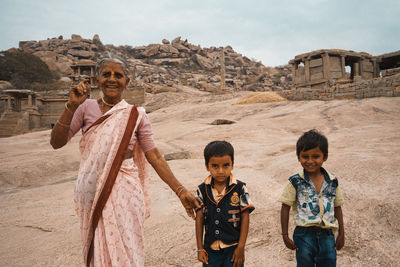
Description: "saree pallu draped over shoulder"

(74, 100), (150, 267)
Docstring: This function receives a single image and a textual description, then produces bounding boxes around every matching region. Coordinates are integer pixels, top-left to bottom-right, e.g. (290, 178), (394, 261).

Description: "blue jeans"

(293, 226), (336, 267)
(203, 245), (244, 267)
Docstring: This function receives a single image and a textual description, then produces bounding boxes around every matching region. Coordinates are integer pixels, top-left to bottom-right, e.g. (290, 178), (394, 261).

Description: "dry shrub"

(234, 92), (287, 105)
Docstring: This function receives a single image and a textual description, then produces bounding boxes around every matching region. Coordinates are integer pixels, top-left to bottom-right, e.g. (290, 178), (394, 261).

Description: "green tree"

(0, 51), (54, 89)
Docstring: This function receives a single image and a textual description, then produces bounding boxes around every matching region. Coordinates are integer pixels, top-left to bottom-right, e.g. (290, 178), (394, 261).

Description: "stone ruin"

(290, 49), (375, 88)
(283, 49), (400, 100)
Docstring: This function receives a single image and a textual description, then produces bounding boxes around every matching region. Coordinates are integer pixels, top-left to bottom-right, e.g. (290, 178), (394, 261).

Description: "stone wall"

(37, 99), (66, 128)
(282, 74), (400, 100)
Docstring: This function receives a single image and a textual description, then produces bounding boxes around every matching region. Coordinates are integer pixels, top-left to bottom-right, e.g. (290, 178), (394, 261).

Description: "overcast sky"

(0, 0), (398, 66)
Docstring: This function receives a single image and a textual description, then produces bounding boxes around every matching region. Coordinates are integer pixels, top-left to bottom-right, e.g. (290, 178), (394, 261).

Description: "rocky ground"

(0, 93), (399, 266)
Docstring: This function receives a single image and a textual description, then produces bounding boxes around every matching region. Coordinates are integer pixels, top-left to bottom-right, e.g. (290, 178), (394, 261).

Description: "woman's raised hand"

(69, 79), (91, 105)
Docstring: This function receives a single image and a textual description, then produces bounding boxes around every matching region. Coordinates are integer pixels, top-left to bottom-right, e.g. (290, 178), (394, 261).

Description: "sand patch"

(234, 92), (287, 105)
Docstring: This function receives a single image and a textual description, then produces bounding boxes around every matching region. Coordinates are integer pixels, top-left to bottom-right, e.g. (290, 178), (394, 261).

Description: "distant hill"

(10, 34), (292, 93)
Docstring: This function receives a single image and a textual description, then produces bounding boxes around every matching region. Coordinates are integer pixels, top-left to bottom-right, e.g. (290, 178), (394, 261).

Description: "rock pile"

(18, 34), (104, 76)
(15, 35), (291, 93)
(106, 36), (292, 93)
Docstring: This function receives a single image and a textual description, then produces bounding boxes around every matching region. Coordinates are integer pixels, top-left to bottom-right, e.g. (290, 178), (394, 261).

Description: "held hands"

(231, 245), (245, 267)
(69, 79), (91, 105)
(197, 249), (208, 264)
(282, 235), (298, 250)
(177, 187), (200, 219)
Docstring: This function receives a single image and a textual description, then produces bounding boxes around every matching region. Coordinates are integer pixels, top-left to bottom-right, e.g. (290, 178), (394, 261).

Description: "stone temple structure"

(289, 49), (377, 89)
(289, 49), (400, 89)
(284, 49), (400, 101)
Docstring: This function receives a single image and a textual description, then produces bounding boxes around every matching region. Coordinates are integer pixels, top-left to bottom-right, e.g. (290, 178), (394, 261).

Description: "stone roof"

(289, 49), (373, 64)
(2, 89), (36, 95)
(71, 59), (96, 67)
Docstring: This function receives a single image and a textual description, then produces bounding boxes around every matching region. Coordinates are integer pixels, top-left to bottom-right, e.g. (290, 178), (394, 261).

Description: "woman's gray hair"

(95, 53), (129, 79)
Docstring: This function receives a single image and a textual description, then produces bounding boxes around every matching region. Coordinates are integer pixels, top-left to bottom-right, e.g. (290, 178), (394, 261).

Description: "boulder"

(141, 45), (160, 57)
(162, 39), (170, 44)
(67, 49), (94, 59)
(71, 34), (82, 40)
(172, 42), (190, 53)
(93, 34), (101, 42)
(193, 54), (215, 69)
(163, 151), (191, 161)
(18, 41), (37, 50)
(33, 51), (73, 75)
(150, 58), (186, 66)
(0, 81), (13, 90)
(210, 119), (236, 125)
(38, 40), (50, 49)
(188, 44), (201, 52)
(197, 81), (216, 92)
(159, 44), (179, 54)
(171, 36), (182, 44)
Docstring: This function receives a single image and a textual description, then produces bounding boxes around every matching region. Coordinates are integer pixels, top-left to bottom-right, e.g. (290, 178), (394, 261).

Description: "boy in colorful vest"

(280, 129), (345, 267)
(195, 141), (255, 267)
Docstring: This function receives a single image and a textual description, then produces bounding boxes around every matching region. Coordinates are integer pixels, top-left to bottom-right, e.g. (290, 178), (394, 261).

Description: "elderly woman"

(50, 54), (199, 267)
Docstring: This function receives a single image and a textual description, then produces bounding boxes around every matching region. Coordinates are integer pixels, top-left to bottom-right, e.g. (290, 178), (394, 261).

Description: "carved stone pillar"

(7, 95), (11, 110)
(15, 97), (21, 112)
(359, 58), (364, 77)
(323, 53), (330, 79)
(28, 94), (32, 107)
(372, 59), (377, 78)
(305, 59), (310, 82)
(219, 49), (225, 92)
(354, 62), (360, 76)
(341, 56), (346, 78)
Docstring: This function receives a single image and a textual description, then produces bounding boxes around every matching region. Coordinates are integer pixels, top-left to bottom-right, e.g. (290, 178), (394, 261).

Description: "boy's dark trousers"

(203, 245), (244, 267)
(293, 226), (336, 267)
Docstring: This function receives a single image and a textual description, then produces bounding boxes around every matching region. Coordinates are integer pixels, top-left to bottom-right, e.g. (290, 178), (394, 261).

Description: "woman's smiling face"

(96, 61), (130, 101)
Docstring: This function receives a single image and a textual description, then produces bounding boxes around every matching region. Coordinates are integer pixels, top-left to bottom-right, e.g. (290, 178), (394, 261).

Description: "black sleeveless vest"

(198, 180), (245, 248)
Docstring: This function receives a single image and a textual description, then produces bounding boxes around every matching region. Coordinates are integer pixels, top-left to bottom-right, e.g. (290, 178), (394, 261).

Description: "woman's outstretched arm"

(145, 147), (200, 218)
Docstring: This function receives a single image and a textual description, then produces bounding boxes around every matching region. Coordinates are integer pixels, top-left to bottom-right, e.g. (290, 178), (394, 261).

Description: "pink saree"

(74, 100), (150, 267)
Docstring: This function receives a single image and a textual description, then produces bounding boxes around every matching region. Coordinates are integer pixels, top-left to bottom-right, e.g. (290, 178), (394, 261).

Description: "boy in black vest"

(195, 141), (255, 267)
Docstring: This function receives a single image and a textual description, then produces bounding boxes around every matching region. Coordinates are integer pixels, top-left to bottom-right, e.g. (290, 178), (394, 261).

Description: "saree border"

(86, 106), (139, 266)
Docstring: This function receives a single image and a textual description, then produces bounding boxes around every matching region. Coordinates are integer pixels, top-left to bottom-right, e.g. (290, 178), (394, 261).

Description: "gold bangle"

(175, 185), (184, 194)
(57, 120), (70, 128)
(176, 186), (186, 197)
(196, 249), (208, 255)
(64, 102), (75, 114)
(281, 233), (289, 236)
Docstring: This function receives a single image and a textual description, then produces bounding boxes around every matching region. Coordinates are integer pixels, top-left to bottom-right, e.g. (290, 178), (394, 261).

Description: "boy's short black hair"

(296, 129), (328, 158)
(204, 140), (234, 166)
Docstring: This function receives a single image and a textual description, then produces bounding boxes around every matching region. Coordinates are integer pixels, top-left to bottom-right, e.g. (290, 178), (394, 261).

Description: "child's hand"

(231, 245), (245, 267)
(283, 235), (298, 250)
(178, 188), (200, 219)
(335, 232), (345, 250)
(197, 249), (208, 264)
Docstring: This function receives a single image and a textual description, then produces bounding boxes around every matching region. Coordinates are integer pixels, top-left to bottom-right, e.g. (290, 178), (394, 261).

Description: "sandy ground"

(0, 94), (399, 267)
